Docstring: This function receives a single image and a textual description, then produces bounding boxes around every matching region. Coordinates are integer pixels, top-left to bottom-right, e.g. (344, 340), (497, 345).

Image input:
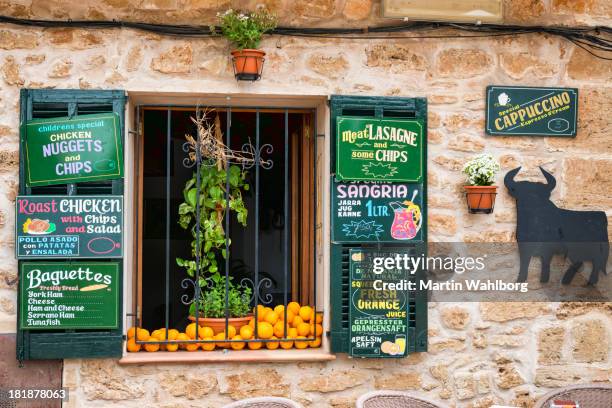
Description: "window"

(128, 105), (324, 357)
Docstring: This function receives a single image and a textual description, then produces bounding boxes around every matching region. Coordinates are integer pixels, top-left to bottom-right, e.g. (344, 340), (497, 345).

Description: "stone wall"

(0, 1), (611, 407)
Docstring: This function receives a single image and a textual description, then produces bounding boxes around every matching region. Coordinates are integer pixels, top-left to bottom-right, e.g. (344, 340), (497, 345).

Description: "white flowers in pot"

(462, 154), (500, 214)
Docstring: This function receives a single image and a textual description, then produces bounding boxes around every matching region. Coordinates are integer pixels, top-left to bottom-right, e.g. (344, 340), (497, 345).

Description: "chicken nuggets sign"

(336, 117), (423, 182)
(24, 113), (123, 186)
(486, 86), (578, 137)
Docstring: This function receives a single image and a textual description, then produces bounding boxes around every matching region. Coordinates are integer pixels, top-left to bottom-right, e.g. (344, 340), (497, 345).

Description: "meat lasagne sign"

(336, 117), (423, 182)
(486, 86), (578, 137)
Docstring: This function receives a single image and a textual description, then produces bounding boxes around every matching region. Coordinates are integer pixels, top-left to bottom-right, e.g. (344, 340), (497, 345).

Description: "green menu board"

(24, 113), (123, 187)
(336, 117), (423, 182)
(349, 249), (409, 358)
(486, 86), (578, 136)
(332, 179), (423, 243)
(20, 262), (119, 330)
(16, 195), (123, 258)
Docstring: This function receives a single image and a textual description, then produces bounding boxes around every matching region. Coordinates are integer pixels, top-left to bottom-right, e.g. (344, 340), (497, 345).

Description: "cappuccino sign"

(486, 86), (578, 136)
(336, 117), (423, 182)
(19, 262), (119, 330)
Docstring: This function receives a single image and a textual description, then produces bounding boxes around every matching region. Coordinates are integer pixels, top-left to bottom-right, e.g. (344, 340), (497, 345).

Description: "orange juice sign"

(336, 117), (423, 182)
(15, 196), (123, 258)
(332, 179), (423, 243)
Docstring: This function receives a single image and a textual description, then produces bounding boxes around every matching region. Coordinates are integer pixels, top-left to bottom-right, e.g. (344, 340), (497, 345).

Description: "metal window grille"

(133, 106), (319, 347)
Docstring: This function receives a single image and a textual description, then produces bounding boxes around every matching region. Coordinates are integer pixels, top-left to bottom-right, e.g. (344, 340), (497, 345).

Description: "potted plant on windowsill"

(213, 8), (277, 81)
(462, 154), (500, 214)
(176, 112), (252, 333)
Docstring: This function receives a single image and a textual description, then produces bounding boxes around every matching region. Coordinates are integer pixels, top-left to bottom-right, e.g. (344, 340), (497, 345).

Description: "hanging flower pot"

(215, 9), (277, 81)
(464, 185), (497, 214)
(231, 49), (265, 81)
(462, 154), (501, 215)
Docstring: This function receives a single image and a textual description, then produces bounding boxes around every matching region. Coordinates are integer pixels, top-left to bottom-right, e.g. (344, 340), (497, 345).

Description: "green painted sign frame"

(24, 112), (123, 187)
(485, 86), (578, 137)
(15, 195), (123, 259)
(336, 117), (424, 182)
(349, 248), (410, 358)
(19, 262), (119, 330)
(332, 179), (423, 243)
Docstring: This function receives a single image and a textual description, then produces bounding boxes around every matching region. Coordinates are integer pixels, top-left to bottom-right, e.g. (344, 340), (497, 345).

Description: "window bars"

(133, 107), (319, 348)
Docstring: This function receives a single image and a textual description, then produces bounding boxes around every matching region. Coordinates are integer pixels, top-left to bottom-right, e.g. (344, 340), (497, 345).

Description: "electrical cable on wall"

(0, 15), (610, 60)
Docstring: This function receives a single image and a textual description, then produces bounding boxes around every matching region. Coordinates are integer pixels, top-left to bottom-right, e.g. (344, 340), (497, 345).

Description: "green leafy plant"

(189, 275), (252, 318)
(213, 8), (277, 50)
(462, 154), (500, 186)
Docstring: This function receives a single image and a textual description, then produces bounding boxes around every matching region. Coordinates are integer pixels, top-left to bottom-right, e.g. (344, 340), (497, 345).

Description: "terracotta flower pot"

(464, 185), (497, 213)
(188, 314), (252, 335)
(231, 49), (265, 80)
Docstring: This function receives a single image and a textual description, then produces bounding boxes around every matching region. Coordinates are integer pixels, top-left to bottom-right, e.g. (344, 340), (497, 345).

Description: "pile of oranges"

(126, 302), (323, 352)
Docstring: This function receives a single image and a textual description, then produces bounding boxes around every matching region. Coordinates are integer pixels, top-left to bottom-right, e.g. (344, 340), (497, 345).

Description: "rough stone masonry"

(0, 1), (611, 407)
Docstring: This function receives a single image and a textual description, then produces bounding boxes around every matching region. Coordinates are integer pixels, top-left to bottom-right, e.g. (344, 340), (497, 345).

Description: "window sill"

(118, 349), (336, 364)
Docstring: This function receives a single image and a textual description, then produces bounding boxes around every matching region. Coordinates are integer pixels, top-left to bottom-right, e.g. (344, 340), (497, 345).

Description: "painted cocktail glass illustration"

(389, 190), (421, 240)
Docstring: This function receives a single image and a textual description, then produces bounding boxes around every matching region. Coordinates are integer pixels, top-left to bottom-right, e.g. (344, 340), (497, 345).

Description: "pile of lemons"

(126, 301), (323, 352)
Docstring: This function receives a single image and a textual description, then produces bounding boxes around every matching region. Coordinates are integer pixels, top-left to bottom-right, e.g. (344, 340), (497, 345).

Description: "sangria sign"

(336, 117), (423, 182)
(349, 249), (409, 358)
(486, 86), (578, 136)
(24, 113), (123, 187)
(15, 195), (123, 258)
(331, 179), (423, 243)
(20, 262), (119, 330)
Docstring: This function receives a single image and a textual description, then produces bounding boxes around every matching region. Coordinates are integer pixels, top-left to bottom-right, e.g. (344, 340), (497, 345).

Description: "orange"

(176, 332), (190, 349)
(224, 325), (237, 339)
(248, 318), (256, 329)
(248, 341), (263, 350)
(273, 321), (288, 338)
(135, 328), (150, 341)
(287, 301), (300, 316)
(266, 336), (280, 350)
(315, 312), (323, 324)
(264, 311), (279, 325)
(309, 337), (322, 348)
(185, 341), (199, 351)
(239, 325), (254, 339)
(288, 327), (298, 338)
(294, 336), (309, 349)
(279, 338), (294, 349)
(126, 337), (141, 352)
(201, 337), (216, 351)
(127, 327), (137, 339)
(274, 305), (285, 316)
(185, 323), (199, 340)
(168, 329), (179, 341)
(299, 306), (313, 322)
(279, 309), (295, 323)
(292, 316), (303, 328)
(198, 326), (214, 339)
(255, 305), (267, 321)
(166, 342), (179, 352)
(231, 335), (246, 350)
(144, 341), (160, 352)
(310, 324), (324, 337)
(296, 322), (311, 337)
(256, 322), (274, 339)
(214, 332), (229, 348)
(152, 329), (167, 341)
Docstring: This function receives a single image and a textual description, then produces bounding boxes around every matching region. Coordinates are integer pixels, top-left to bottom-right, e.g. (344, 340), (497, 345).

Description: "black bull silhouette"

(505, 167), (609, 285)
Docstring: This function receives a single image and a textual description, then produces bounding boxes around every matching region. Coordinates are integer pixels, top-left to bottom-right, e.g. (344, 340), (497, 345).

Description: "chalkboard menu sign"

(349, 249), (409, 358)
(15, 195), (123, 258)
(336, 117), (423, 182)
(24, 113), (123, 187)
(486, 86), (578, 136)
(332, 179), (423, 243)
(20, 262), (119, 330)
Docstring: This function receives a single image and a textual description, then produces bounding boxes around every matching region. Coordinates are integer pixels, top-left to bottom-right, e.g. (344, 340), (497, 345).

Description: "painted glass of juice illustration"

(395, 334), (406, 354)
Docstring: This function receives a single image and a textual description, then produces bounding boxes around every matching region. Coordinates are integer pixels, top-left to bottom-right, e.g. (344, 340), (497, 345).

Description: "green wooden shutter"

(17, 89), (126, 360)
(329, 95), (428, 354)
